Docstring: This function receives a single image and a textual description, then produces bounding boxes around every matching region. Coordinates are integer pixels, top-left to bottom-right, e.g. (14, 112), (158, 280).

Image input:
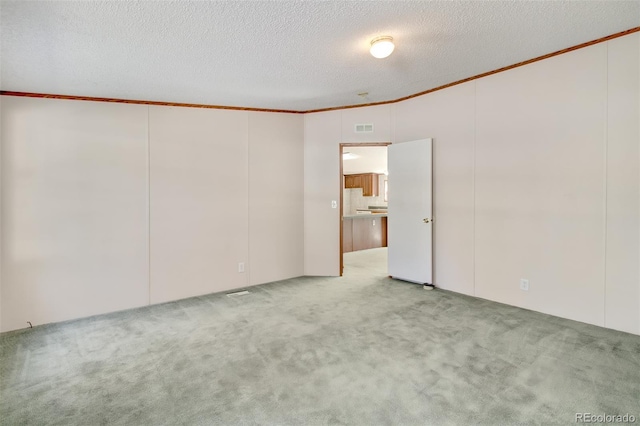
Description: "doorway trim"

(339, 142), (392, 276)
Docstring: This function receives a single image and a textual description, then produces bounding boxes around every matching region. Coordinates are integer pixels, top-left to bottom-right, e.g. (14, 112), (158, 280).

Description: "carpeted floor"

(1, 247), (639, 425)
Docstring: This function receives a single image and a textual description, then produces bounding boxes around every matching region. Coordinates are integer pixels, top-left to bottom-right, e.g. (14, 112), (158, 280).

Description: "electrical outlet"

(520, 279), (529, 291)
(238, 262), (245, 273)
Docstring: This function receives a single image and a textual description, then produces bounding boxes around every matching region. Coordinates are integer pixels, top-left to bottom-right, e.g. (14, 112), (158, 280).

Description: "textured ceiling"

(1, 1), (639, 112)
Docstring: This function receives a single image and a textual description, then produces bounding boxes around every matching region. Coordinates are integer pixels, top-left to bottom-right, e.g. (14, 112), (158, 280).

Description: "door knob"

(423, 218), (432, 224)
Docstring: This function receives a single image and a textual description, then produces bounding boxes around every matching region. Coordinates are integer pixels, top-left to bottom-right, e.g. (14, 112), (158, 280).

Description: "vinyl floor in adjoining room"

(1, 247), (639, 425)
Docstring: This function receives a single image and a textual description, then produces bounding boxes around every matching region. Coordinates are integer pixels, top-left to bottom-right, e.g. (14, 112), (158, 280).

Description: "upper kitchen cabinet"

(344, 174), (361, 189)
(344, 173), (379, 196)
(341, 104), (392, 143)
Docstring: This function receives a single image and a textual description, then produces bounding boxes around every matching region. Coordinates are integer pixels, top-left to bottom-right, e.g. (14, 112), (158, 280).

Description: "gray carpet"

(1, 247), (639, 425)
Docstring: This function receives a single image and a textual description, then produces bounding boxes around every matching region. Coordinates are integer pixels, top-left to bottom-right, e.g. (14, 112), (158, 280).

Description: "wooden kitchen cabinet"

(344, 174), (364, 189)
(361, 174), (377, 197)
(352, 218), (371, 251)
(370, 216), (383, 248)
(342, 217), (353, 253)
(344, 173), (379, 196)
(342, 215), (387, 253)
(381, 216), (387, 247)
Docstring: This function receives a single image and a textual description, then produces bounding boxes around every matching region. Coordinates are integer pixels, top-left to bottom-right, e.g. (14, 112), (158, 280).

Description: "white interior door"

(387, 138), (433, 284)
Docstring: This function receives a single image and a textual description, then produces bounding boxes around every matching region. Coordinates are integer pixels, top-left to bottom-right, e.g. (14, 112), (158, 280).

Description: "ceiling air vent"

(354, 124), (374, 133)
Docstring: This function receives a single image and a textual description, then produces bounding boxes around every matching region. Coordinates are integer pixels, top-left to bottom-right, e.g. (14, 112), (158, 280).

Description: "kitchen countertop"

(343, 213), (388, 219)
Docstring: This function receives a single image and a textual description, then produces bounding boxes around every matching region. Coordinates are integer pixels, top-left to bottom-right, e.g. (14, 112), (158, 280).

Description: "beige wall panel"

(605, 33), (640, 334)
(1, 33), (637, 336)
(393, 82), (476, 295)
(474, 44), (607, 326)
(0, 95), (3, 331)
(1, 97), (149, 332)
(341, 104), (392, 143)
(248, 112), (304, 285)
(304, 111), (342, 276)
(149, 106), (249, 303)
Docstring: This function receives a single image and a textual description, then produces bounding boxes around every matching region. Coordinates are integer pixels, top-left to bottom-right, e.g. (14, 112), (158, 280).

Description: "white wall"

(1, 99), (304, 332)
(474, 44), (607, 326)
(304, 106), (393, 276)
(248, 112), (304, 285)
(1, 95), (4, 331)
(606, 34), (639, 332)
(303, 33), (640, 334)
(304, 111), (341, 276)
(341, 105), (392, 143)
(149, 106), (250, 303)
(393, 83), (476, 296)
(1, 34), (637, 334)
(1, 97), (150, 331)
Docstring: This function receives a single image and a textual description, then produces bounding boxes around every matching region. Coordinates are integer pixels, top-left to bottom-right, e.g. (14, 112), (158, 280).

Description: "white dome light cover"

(370, 36), (395, 59)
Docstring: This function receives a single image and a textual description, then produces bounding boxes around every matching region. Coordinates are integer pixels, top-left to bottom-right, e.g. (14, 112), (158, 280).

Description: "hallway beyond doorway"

(342, 247), (388, 278)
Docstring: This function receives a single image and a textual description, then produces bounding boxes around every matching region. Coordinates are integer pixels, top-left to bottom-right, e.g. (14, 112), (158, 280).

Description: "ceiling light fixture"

(370, 36), (394, 59)
(343, 152), (359, 160)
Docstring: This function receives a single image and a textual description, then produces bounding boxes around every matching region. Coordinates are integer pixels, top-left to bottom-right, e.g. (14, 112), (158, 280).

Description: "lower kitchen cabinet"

(343, 217), (353, 253)
(343, 216), (387, 253)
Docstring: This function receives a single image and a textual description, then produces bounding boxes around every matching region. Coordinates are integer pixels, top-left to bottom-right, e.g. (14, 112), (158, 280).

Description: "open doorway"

(339, 143), (391, 276)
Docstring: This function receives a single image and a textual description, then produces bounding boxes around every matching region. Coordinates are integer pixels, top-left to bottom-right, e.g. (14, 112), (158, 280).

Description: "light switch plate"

(331, 200), (337, 209)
